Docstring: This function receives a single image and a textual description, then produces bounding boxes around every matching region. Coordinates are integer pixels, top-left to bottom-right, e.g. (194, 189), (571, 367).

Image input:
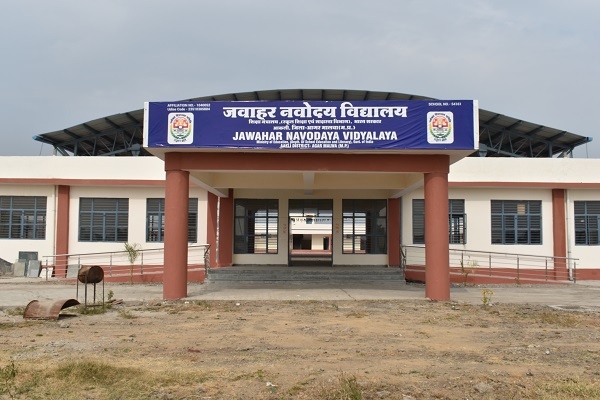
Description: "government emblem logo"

(168, 113), (194, 144)
(427, 111), (454, 144)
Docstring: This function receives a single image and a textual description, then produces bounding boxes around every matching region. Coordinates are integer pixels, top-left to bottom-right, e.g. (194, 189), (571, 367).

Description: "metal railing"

(41, 244), (210, 280)
(401, 245), (578, 283)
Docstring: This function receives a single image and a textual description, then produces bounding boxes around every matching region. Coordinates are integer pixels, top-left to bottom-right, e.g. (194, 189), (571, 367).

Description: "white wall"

(566, 189), (600, 271)
(0, 156), (165, 180)
(450, 157), (600, 184)
(0, 157), (209, 267)
(0, 184), (56, 264)
(68, 186), (208, 260)
(401, 187), (556, 262)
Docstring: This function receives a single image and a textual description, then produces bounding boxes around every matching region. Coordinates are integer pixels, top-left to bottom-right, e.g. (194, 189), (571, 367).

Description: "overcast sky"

(1, 0), (598, 157)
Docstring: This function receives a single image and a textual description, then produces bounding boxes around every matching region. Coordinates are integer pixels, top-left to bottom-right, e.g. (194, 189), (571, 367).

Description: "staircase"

(206, 266), (405, 283)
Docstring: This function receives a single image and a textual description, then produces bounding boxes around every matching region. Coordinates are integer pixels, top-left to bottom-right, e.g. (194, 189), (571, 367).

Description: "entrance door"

(288, 199), (333, 266)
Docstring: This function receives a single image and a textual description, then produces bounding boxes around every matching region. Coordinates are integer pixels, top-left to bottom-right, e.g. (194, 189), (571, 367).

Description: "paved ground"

(1, 276), (600, 310)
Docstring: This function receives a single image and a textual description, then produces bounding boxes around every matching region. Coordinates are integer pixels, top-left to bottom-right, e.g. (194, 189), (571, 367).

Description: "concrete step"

(206, 266), (405, 282)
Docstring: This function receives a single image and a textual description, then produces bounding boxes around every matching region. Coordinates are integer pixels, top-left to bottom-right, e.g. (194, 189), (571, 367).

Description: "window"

(146, 198), (198, 243)
(0, 196), (46, 239)
(574, 201), (600, 245)
(412, 199), (425, 244)
(234, 199), (278, 254)
(79, 198), (129, 242)
(491, 200), (541, 245)
(342, 199), (387, 254)
(449, 200), (466, 244)
(412, 199), (466, 244)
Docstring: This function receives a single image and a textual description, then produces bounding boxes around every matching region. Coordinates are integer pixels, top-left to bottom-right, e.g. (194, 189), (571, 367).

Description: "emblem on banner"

(168, 113), (194, 144)
(427, 112), (454, 144)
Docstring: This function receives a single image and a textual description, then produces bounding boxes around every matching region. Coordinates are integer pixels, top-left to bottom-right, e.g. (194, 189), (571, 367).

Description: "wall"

(0, 157), (209, 272)
(403, 187), (553, 262)
(67, 186), (208, 261)
(566, 189), (600, 273)
(0, 184), (56, 264)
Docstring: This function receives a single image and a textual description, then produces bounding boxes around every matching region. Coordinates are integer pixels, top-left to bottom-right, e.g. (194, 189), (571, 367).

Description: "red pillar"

(552, 189), (567, 279)
(207, 192), (218, 269)
(424, 171), (450, 300)
(55, 185), (70, 277)
(164, 168), (189, 300)
(218, 189), (234, 267)
(388, 198), (401, 267)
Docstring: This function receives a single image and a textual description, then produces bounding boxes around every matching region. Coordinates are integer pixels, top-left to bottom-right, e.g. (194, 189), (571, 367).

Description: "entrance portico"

(162, 152), (452, 300)
(144, 98), (478, 302)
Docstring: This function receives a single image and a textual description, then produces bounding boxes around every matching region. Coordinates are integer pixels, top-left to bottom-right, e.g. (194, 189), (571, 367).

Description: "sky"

(0, 0), (598, 157)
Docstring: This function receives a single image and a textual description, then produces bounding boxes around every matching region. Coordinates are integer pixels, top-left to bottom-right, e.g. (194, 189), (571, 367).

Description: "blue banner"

(143, 100), (478, 151)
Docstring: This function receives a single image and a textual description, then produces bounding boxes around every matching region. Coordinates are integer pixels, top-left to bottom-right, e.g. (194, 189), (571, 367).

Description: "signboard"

(143, 100), (478, 151)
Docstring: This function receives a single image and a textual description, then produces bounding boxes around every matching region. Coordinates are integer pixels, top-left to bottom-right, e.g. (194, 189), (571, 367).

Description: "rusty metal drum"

(77, 265), (104, 284)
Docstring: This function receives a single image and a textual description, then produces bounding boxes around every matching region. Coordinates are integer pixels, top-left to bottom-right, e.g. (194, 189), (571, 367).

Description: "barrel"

(77, 265), (104, 284)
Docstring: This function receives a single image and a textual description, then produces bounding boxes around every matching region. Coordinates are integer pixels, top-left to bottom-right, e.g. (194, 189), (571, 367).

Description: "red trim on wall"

(576, 269), (600, 280)
(55, 185), (70, 278)
(165, 152), (450, 173)
(405, 265), (593, 284)
(552, 189), (567, 278)
(449, 181), (600, 189)
(217, 189), (234, 267)
(61, 264), (206, 284)
(0, 178), (166, 186)
(207, 192), (218, 268)
(388, 198), (401, 267)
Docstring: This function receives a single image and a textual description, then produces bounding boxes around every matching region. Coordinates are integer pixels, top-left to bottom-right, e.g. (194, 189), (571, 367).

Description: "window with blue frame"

(574, 201), (600, 245)
(491, 200), (541, 245)
(146, 198), (198, 243)
(0, 196), (47, 239)
(79, 198), (129, 242)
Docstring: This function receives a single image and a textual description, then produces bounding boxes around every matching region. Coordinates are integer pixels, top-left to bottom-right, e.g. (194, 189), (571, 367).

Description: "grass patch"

(76, 305), (107, 315)
(537, 377), (600, 399)
(302, 373), (363, 400)
(13, 359), (208, 400)
(537, 311), (580, 327)
(346, 311), (367, 318)
(3, 307), (24, 317)
(117, 309), (137, 319)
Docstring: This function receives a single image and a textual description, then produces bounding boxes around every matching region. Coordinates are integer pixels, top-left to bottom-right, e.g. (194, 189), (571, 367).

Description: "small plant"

(461, 258), (479, 286)
(123, 242), (141, 285)
(118, 309), (137, 319)
(481, 289), (494, 308)
(0, 360), (18, 399)
(338, 373), (362, 400)
(107, 289), (114, 302)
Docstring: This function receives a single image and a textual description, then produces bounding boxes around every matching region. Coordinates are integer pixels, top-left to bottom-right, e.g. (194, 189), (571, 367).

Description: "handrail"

(41, 244), (211, 280)
(42, 244), (211, 259)
(401, 244), (579, 282)
(402, 245), (578, 262)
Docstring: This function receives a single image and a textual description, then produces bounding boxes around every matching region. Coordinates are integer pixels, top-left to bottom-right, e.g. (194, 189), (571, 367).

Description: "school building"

(1, 89), (597, 301)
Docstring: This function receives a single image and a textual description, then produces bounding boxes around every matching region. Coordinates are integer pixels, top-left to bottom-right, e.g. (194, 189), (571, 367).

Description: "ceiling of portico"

(189, 170), (423, 198)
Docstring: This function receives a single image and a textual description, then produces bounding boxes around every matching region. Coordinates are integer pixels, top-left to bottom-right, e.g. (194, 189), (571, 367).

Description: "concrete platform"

(1, 276), (600, 310)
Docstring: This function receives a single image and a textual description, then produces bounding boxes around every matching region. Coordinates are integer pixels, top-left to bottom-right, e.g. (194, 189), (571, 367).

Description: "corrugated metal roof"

(33, 89), (591, 157)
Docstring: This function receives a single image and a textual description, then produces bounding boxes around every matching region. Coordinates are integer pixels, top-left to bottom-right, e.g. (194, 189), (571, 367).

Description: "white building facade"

(1, 156), (598, 283)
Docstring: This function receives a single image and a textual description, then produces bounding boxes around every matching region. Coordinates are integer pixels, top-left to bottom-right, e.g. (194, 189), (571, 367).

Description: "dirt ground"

(1, 297), (600, 399)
